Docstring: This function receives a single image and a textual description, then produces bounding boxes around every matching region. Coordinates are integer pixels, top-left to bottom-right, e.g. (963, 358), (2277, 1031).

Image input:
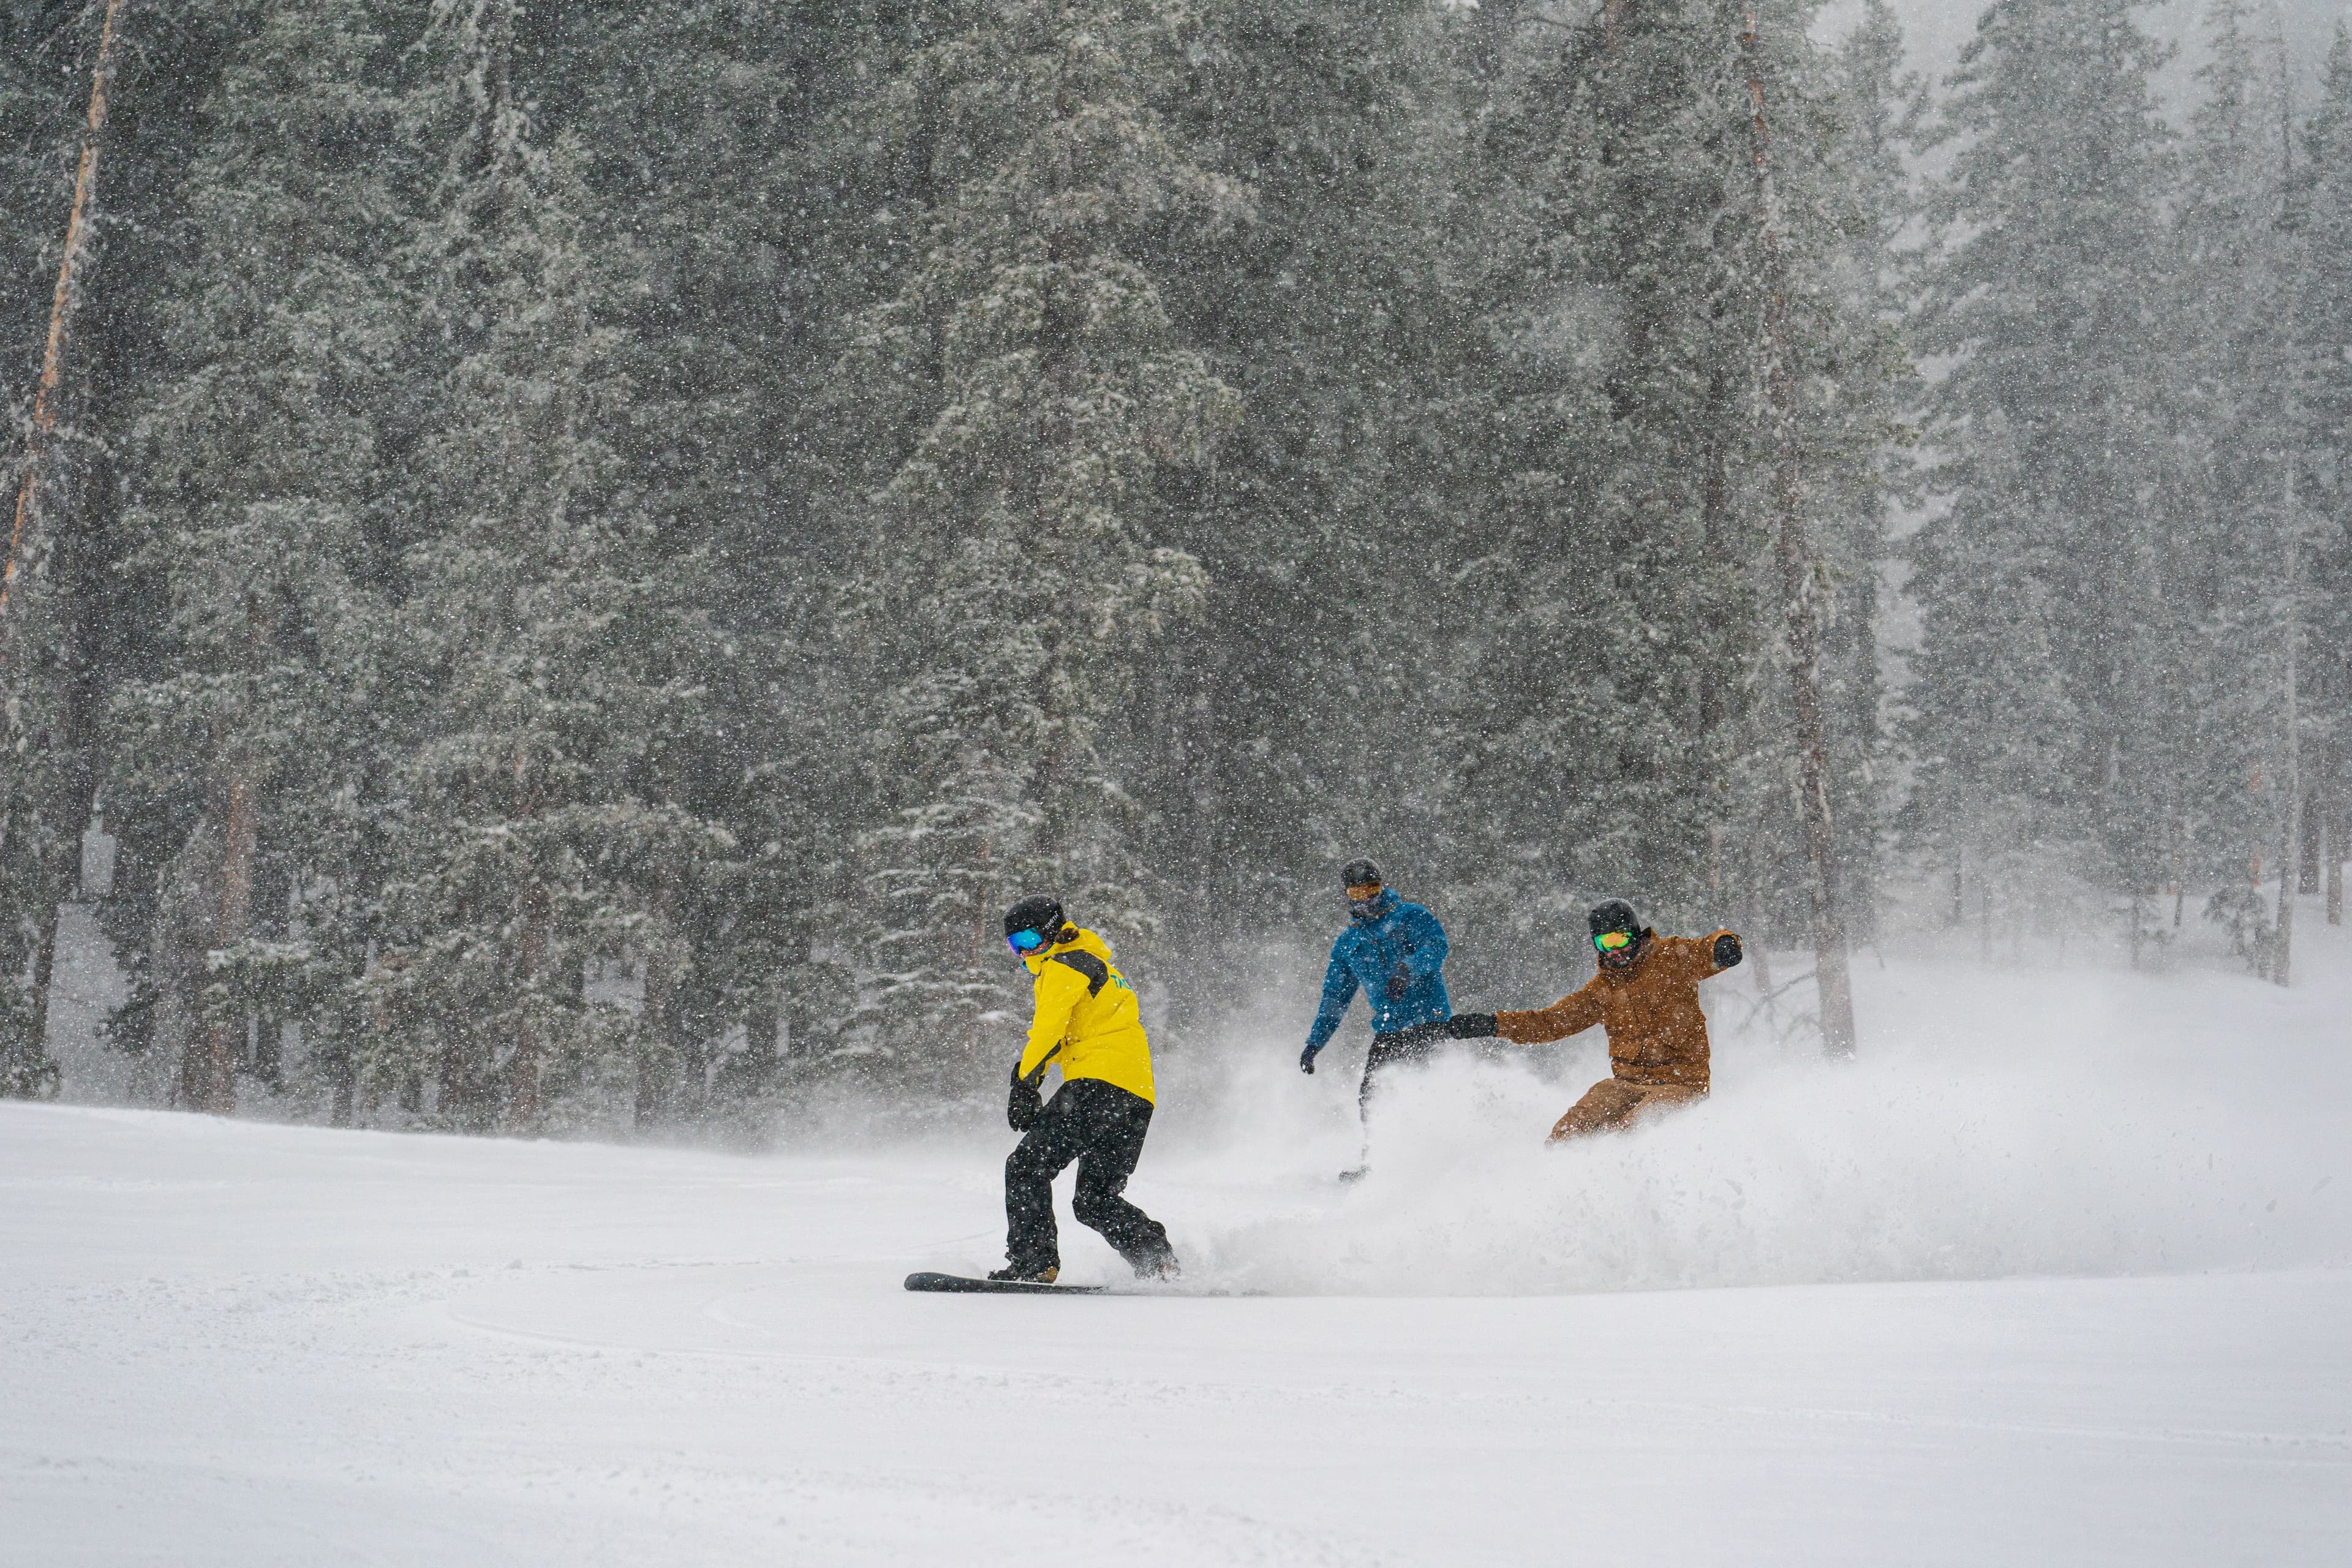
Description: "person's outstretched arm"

(1485, 975), (1607, 1044)
(1300, 944), (1359, 1073)
(1658, 930), (1743, 979)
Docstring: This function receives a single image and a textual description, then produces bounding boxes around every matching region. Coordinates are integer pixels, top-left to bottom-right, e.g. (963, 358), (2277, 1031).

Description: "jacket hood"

(1022, 925), (1114, 976)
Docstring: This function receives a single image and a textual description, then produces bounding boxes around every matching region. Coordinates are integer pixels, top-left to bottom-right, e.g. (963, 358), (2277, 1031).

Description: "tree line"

(1, 0), (2344, 1131)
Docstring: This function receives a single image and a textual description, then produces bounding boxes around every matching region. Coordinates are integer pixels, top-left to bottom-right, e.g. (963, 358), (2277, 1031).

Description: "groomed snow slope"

(7, 935), (2351, 1566)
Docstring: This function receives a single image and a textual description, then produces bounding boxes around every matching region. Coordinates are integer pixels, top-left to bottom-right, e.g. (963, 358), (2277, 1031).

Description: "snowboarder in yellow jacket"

(992, 895), (1177, 1284)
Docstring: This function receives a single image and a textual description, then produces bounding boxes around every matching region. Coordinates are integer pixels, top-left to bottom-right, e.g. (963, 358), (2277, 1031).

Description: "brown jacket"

(1495, 931), (1737, 1090)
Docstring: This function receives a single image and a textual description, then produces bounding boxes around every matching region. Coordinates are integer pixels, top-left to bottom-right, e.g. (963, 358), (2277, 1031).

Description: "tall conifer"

(1909, 0), (2177, 940)
(368, 0), (729, 1129)
(846, 1), (1238, 1088)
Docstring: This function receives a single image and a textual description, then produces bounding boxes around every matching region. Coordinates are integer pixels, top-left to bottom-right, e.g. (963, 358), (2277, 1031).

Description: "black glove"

(1008, 1063), (1044, 1133)
(1446, 1013), (1498, 1039)
(1299, 1044), (1319, 1075)
(1385, 966), (1410, 1000)
(1713, 933), (1743, 970)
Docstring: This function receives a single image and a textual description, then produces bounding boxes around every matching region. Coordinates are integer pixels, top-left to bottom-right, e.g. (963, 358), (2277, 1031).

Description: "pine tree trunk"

(743, 991), (780, 1081)
(1741, 6), (1857, 1058)
(189, 769), (257, 1113)
(328, 1041), (356, 1126)
(1, 0), (128, 643)
(2271, 459), (2299, 988)
(507, 879), (548, 1129)
(2173, 815), (2187, 928)
(1697, 366), (1733, 752)
(19, 540), (105, 1091)
(2328, 767), (2343, 926)
(638, 918), (690, 1133)
(2299, 782), (2321, 893)
(633, 1060), (666, 1129)
(782, 929), (813, 1063)
(2, 0), (131, 1102)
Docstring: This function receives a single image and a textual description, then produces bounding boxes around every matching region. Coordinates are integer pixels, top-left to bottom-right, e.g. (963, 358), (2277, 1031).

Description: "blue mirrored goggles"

(1008, 929), (1049, 954)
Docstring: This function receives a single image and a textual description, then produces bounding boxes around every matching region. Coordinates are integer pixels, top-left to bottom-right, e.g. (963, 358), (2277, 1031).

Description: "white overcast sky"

(1820, 0), (2352, 110)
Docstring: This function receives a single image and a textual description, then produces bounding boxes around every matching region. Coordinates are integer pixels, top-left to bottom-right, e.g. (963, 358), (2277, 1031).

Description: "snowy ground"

(8, 919), (2352, 1565)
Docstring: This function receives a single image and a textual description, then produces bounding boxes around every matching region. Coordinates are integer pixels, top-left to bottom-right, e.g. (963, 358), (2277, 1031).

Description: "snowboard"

(904, 1270), (1106, 1295)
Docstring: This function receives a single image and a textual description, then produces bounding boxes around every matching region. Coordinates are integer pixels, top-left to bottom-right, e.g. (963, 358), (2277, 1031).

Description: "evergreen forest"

(4, 0), (2348, 1133)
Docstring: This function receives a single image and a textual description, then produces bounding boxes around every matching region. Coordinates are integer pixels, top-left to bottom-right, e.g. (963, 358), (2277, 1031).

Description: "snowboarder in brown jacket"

(1446, 899), (1741, 1141)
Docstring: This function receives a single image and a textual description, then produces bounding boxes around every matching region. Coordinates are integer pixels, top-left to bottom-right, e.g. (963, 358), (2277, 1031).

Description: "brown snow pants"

(1547, 1078), (1706, 1142)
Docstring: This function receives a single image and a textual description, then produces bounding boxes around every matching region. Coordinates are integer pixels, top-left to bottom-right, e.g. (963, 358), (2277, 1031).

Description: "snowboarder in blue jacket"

(1300, 859), (1454, 1176)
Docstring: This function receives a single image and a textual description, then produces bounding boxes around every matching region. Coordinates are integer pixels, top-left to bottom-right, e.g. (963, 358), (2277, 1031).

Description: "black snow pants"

(1004, 1077), (1174, 1276)
(1349, 1021), (1449, 1169)
(1359, 1021), (1449, 1122)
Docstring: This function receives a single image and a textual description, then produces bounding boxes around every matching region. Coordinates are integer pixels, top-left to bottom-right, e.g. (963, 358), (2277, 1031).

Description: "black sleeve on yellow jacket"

(1050, 951), (1109, 995)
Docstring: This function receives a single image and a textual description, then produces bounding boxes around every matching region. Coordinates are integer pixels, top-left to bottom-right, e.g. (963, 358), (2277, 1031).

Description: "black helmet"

(1588, 899), (1642, 941)
(1004, 894), (1068, 947)
(1341, 858), (1383, 890)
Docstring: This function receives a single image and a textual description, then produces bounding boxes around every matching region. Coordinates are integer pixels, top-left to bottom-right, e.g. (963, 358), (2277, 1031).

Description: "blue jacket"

(1303, 891), (1452, 1058)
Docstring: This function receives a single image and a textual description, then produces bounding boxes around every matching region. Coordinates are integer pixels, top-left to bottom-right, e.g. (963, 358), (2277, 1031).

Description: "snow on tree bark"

(0, 0), (130, 1101)
(1741, 2), (1857, 1058)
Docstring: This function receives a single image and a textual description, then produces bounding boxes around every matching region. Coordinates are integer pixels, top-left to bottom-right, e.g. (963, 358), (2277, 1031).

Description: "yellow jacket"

(1016, 927), (1155, 1105)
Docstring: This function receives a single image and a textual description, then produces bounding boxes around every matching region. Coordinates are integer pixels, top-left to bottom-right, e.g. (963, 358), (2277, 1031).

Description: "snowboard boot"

(988, 1262), (1058, 1284)
(1127, 1244), (1180, 1283)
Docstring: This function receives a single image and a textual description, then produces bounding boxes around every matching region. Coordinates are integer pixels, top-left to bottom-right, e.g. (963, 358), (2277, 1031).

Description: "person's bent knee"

(1071, 1188), (1118, 1229)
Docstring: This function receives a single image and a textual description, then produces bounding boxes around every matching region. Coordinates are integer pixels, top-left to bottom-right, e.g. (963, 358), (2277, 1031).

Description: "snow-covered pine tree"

(0, 0), (143, 1099)
(99, 0), (409, 1114)
(845, 0), (1238, 1092)
(1735, 0), (1914, 1054)
(1453, 0), (1897, 1012)
(1801, 0), (1920, 948)
(2170, 0), (2303, 970)
(1455, 1), (1764, 949)
(541, 4), (923, 1110)
(1143, 0), (1482, 1005)
(0, 0), (100, 1099)
(1901, 415), (2091, 942)
(369, 0), (730, 1131)
(1909, 0), (2177, 948)
(6, 1), (273, 1102)
(2298, 24), (2352, 927)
